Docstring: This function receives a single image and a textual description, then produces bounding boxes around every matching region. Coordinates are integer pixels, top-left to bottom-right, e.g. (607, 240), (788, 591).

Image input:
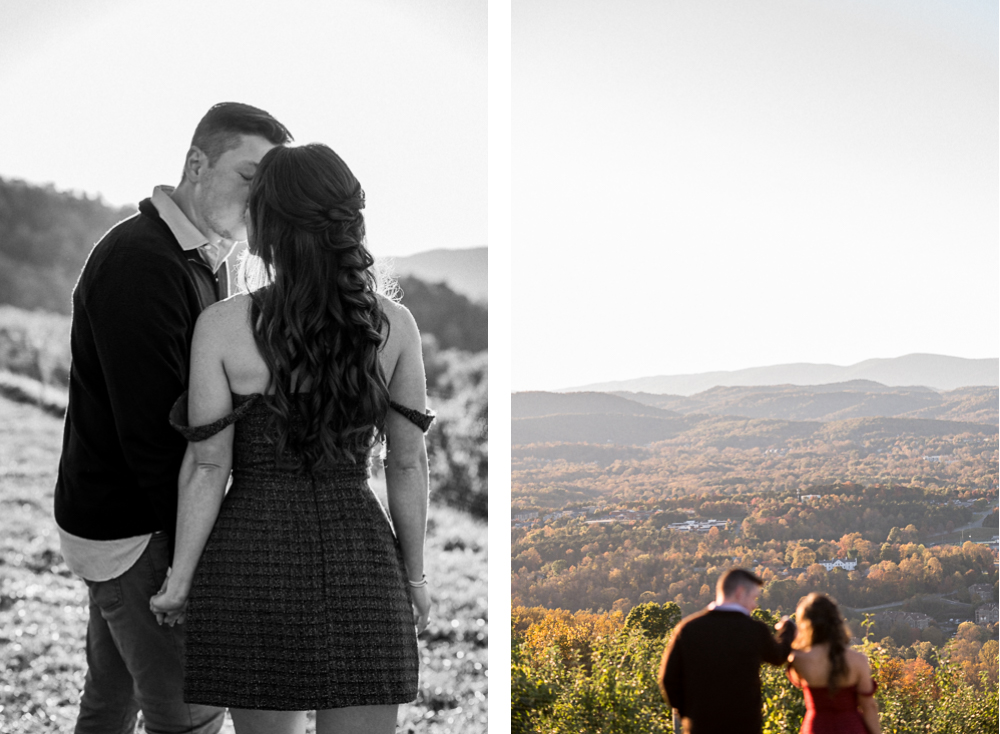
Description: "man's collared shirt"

(151, 185), (236, 276)
(706, 602), (751, 616)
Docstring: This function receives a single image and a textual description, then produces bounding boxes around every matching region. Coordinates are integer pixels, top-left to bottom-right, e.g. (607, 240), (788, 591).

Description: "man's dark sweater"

(54, 198), (225, 545)
(659, 609), (795, 734)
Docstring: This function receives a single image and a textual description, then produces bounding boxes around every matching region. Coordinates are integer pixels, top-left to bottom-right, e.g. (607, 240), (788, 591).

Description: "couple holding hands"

(54, 102), (431, 734)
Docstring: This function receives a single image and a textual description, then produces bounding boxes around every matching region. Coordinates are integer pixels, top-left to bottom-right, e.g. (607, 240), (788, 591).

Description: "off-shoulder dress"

(169, 392), (434, 710)
(787, 669), (878, 734)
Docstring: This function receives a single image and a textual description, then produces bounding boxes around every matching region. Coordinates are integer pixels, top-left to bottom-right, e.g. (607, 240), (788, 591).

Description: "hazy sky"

(513, 0), (998, 391)
(0, 0), (486, 258)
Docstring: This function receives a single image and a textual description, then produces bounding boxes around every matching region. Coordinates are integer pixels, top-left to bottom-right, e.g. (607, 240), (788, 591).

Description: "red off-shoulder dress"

(787, 669), (878, 734)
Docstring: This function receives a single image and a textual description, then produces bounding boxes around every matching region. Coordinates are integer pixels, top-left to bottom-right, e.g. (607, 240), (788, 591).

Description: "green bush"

(513, 603), (680, 733)
(624, 602), (681, 639)
(526, 630), (673, 734)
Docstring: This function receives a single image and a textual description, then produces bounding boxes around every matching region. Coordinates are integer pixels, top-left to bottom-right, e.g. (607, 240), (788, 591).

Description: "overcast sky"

(0, 0), (486, 259)
(513, 0), (998, 391)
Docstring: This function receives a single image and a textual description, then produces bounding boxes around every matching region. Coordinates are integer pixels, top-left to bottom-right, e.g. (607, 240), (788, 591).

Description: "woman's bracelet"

(408, 575), (428, 588)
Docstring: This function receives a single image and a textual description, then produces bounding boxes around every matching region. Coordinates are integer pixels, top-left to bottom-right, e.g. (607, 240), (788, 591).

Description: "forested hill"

(513, 391), (680, 419)
(389, 247), (487, 304)
(512, 386), (998, 448)
(613, 382), (999, 424)
(397, 276), (487, 353)
(0, 177), (134, 314)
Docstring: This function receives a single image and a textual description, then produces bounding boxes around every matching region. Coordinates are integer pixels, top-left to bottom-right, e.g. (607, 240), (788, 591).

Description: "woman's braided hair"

(241, 143), (390, 472)
(795, 592), (852, 695)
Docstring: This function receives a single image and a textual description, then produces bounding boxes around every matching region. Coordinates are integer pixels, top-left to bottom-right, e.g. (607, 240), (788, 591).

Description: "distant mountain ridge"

(512, 384), (998, 447)
(512, 391), (680, 419)
(381, 247), (486, 304)
(565, 354), (998, 395)
(614, 382), (998, 424)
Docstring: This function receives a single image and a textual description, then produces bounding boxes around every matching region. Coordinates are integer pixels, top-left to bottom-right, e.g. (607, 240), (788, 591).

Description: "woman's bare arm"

(150, 303), (235, 625)
(786, 651), (804, 686)
(854, 651), (881, 734)
(381, 300), (431, 633)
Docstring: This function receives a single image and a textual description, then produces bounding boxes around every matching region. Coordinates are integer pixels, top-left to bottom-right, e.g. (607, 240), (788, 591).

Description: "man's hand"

(775, 615), (797, 642)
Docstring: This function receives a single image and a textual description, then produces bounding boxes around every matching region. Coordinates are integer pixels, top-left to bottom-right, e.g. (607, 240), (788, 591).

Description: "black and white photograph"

(0, 2), (487, 733)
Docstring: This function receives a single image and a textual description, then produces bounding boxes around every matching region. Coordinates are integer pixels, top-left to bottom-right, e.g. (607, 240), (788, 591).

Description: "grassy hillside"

(0, 395), (487, 733)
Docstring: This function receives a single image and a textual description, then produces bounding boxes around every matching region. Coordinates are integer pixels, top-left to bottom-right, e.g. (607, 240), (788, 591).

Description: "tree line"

(512, 602), (998, 734)
(513, 431), (998, 510)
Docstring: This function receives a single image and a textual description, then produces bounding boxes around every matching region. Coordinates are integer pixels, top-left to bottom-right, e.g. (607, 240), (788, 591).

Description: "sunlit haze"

(0, 0), (485, 258)
(513, 0), (998, 391)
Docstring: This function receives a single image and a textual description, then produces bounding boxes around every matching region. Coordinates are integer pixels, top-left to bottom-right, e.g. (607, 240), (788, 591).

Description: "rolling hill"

(565, 354), (998, 394)
(512, 384), (998, 448)
(382, 247), (487, 303)
(512, 391), (679, 419)
(612, 383), (998, 424)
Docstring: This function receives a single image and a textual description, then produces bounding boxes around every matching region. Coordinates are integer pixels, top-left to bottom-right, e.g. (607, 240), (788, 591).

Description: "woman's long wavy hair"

(794, 593), (852, 695)
(240, 143), (391, 473)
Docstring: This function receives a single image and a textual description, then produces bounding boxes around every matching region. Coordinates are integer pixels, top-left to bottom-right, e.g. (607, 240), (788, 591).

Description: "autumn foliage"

(512, 603), (999, 734)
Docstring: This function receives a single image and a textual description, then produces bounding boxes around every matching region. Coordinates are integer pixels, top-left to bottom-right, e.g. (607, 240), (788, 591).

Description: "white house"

(819, 559), (857, 572)
(666, 519), (728, 533)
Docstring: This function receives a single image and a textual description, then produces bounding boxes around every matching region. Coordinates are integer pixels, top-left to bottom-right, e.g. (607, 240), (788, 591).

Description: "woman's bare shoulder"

(378, 295), (420, 344)
(846, 648), (872, 670)
(198, 293), (251, 327)
(791, 645), (821, 660)
(192, 294), (254, 356)
(378, 294), (415, 322)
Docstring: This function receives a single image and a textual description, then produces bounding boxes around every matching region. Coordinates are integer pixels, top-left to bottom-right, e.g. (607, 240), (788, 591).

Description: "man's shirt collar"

(707, 602), (751, 616)
(150, 186), (233, 273)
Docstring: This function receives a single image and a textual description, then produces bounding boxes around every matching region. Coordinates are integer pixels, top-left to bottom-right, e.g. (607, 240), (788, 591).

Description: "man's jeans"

(74, 533), (224, 734)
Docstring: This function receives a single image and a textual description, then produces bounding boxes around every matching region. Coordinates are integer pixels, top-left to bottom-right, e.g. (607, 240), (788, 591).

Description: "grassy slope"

(0, 395), (487, 734)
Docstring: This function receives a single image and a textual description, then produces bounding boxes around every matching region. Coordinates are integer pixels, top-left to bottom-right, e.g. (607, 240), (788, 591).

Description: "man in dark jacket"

(659, 568), (796, 734)
(54, 102), (291, 734)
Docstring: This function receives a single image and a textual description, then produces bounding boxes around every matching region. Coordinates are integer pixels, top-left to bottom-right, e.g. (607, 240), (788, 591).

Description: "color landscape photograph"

(512, 1), (997, 732)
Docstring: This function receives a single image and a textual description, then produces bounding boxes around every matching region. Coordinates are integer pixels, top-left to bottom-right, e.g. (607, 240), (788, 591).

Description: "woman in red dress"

(786, 593), (881, 734)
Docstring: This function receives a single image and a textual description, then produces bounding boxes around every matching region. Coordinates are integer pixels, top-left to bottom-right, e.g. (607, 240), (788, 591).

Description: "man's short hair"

(191, 102), (293, 165)
(718, 568), (763, 598)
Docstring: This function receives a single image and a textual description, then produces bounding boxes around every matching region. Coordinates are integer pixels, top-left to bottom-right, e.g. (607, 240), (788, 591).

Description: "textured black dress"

(169, 392), (433, 710)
